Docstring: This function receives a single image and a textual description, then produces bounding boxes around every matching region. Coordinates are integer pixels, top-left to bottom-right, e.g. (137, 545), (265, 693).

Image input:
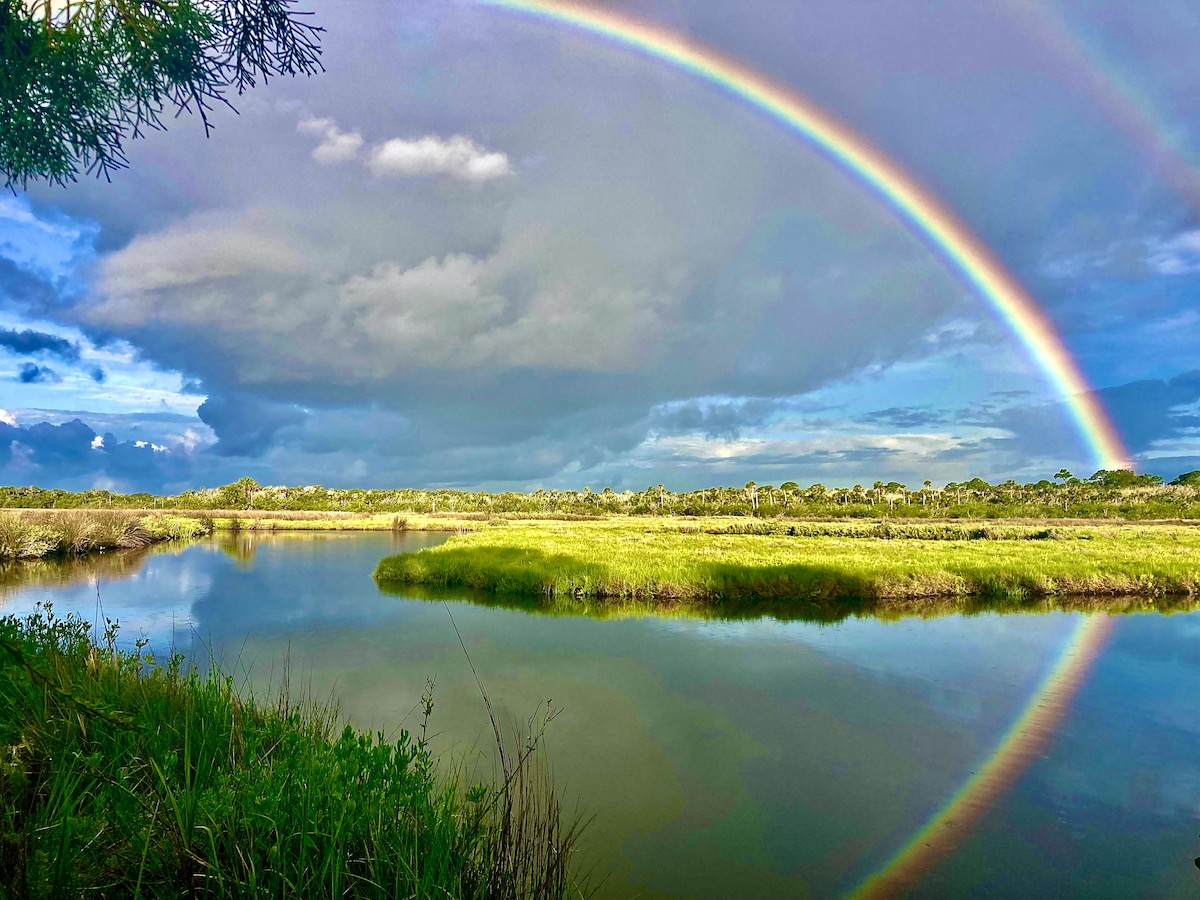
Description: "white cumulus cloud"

(296, 115), (510, 182)
(368, 135), (512, 182)
(0, 408), (16, 426)
(297, 116), (365, 164)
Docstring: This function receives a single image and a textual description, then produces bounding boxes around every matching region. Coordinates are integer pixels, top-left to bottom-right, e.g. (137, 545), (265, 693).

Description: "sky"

(2, 0), (1199, 493)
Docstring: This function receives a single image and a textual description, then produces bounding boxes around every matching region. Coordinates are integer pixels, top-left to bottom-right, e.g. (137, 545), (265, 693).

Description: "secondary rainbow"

(482, 0), (1132, 472)
(1004, 1), (1200, 215)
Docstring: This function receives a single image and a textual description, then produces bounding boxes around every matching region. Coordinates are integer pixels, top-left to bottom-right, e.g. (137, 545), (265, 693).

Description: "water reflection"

(1, 533), (1197, 899)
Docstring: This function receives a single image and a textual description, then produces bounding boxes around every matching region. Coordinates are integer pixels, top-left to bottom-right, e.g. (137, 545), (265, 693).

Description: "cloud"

(1145, 229), (1200, 275)
(857, 407), (951, 429)
(297, 116), (365, 163)
(952, 372), (1200, 468)
(0, 327), (80, 362)
(18, 363), (59, 384)
(0, 408), (15, 426)
(368, 135), (512, 182)
(296, 112), (511, 182)
(648, 396), (824, 440)
(92, 222), (691, 378)
(0, 416), (209, 492)
(197, 392), (307, 457)
(97, 211), (307, 300)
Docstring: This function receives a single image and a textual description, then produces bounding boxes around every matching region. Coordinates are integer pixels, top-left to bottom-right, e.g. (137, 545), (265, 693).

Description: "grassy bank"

(208, 511), (490, 532)
(0, 608), (582, 898)
(374, 519), (1200, 611)
(0, 511), (211, 562)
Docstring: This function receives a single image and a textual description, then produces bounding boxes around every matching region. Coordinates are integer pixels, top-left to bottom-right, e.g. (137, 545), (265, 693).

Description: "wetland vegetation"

(374, 518), (1200, 613)
(0, 607), (582, 899)
(0, 510), (211, 562)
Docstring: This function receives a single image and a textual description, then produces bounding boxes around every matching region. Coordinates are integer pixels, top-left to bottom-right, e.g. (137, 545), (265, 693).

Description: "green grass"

(0, 608), (584, 899)
(374, 518), (1200, 614)
(0, 511), (211, 562)
(188, 510), (499, 533)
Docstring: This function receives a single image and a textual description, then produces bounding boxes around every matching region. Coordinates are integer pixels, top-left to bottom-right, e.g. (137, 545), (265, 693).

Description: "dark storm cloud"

(0, 418), (95, 470)
(196, 393), (307, 458)
(0, 417), (202, 492)
(0, 326), (80, 361)
(17, 363), (59, 384)
(0, 256), (62, 309)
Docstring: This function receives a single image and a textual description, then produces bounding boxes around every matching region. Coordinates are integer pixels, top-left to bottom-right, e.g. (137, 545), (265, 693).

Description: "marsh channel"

(1, 531), (1197, 898)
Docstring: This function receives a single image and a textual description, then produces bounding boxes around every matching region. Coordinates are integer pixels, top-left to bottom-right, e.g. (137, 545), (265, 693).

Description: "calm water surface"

(2, 532), (1198, 898)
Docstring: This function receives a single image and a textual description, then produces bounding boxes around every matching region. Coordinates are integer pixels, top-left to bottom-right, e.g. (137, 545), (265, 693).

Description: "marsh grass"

(0, 511), (210, 562)
(374, 519), (1200, 610)
(0, 607), (586, 899)
(200, 511), (482, 533)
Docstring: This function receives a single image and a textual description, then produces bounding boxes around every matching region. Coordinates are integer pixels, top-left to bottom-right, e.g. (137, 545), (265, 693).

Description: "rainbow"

(478, 4), (1127, 894)
(482, 0), (1132, 472)
(850, 614), (1113, 898)
(1004, 1), (1200, 215)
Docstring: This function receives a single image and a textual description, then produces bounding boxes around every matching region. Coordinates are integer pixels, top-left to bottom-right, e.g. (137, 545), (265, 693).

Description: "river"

(1, 531), (1197, 898)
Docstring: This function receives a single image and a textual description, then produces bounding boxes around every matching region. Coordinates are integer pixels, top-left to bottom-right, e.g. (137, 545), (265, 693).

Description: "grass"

(187, 511), (489, 533)
(374, 518), (1200, 613)
(0, 607), (585, 899)
(0, 511), (211, 562)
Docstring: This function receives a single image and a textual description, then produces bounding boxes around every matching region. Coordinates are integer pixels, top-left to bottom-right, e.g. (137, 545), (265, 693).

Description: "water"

(2, 532), (1198, 898)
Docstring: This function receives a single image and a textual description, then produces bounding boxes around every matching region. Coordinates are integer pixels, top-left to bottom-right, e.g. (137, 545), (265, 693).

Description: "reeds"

(0, 511), (211, 562)
(0, 607), (587, 898)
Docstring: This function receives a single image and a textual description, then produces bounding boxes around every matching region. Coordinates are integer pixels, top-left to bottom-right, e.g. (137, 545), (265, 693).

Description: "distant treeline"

(3, 468), (1200, 520)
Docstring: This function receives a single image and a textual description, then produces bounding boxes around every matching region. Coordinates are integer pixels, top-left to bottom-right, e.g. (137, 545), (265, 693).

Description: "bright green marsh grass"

(0, 608), (583, 898)
(374, 518), (1200, 611)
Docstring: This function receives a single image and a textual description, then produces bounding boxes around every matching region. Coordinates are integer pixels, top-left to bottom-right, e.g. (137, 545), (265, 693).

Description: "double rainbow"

(480, 3), (1127, 895)
(483, 0), (1132, 472)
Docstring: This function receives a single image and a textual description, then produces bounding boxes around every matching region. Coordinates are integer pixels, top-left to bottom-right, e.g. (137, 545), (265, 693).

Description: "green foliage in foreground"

(0, 511), (210, 561)
(0, 609), (582, 899)
(2, 0), (322, 188)
(375, 520), (1200, 610)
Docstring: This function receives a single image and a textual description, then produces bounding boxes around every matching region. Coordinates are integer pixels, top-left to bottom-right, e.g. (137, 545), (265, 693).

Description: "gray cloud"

(17, 363), (59, 384)
(0, 327), (80, 361)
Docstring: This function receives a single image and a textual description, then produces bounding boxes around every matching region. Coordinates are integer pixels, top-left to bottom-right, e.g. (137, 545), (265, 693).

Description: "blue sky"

(2, 0), (1198, 492)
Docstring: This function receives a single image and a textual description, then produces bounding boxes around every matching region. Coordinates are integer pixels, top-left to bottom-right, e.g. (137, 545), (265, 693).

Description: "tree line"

(2, 468), (1199, 520)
